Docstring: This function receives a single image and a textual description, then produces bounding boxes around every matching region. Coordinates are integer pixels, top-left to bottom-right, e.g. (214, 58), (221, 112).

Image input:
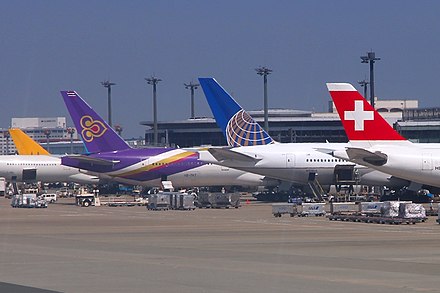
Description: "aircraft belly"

(34, 167), (75, 183)
(362, 154), (440, 188)
(235, 167), (335, 185)
(166, 166), (264, 187)
(378, 165), (440, 188)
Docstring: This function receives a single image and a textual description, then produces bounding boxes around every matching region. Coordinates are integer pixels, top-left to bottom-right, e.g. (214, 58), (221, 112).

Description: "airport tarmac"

(0, 197), (439, 293)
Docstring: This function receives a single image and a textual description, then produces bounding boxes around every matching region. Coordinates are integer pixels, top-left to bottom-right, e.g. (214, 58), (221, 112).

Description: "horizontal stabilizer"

(314, 148), (337, 155)
(63, 155), (119, 166)
(208, 148), (261, 163)
(345, 147), (388, 166)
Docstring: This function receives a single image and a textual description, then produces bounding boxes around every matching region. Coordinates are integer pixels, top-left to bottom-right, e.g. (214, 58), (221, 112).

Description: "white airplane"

(328, 82), (440, 189)
(197, 78), (409, 194)
(0, 128), (101, 184)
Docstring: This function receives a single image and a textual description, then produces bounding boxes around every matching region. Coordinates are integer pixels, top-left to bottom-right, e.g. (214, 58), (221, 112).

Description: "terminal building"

(1, 97), (439, 156)
(397, 108), (440, 143)
(0, 117), (146, 155)
(0, 117), (84, 155)
(140, 98), (424, 147)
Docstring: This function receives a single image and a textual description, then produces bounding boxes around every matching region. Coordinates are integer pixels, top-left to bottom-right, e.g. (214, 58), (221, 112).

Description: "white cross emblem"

(344, 100), (374, 131)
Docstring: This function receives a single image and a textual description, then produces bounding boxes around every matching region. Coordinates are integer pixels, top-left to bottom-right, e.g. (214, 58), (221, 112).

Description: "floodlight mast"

(145, 76), (162, 145)
(358, 79), (369, 100)
(66, 127), (76, 154)
(184, 82), (200, 119)
(255, 66), (273, 132)
(44, 129), (51, 153)
(360, 51), (380, 108)
(101, 80), (116, 127)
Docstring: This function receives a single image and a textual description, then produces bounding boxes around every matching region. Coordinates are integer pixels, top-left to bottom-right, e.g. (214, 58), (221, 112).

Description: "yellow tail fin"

(9, 128), (50, 155)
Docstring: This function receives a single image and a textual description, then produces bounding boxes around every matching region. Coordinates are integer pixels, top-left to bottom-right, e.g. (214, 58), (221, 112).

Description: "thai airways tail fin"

(9, 128), (50, 155)
(327, 83), (407, 147)
(61, 91), (131, 154)
(198, 77), (275, 146)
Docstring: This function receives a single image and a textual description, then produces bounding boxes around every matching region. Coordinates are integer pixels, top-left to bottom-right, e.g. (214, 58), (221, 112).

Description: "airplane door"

(22, 169), (37, 181)
(286, 154), (295, 168)
(422, 154), (433, 170)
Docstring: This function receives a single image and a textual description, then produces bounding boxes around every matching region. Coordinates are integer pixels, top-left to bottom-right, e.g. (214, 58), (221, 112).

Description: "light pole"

(361, 51), (380, 108)
(358, 79), (369, 100)
(145, 76), (162, 145)
(114, 124), (123, 136)
(184, 81), (200, 119)
(66, 127), (75, 154)
(101, 80), (116, 127)
(255, 66), (273, 132)
(43, 129), (51, 153)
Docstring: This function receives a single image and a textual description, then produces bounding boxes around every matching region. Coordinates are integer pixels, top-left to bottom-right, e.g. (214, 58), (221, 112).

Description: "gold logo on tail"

(80, 115), (107, 142)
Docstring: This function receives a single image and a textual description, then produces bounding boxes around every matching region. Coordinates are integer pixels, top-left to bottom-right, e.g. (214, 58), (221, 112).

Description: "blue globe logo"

(226, 110), (273, 146)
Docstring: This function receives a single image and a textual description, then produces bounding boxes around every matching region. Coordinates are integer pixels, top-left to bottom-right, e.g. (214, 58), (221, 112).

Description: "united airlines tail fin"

(9, 128), (50, 155)
(198, 78), (275, 146)
(327, 83), (407, 147)
(61, 91), (131, 154)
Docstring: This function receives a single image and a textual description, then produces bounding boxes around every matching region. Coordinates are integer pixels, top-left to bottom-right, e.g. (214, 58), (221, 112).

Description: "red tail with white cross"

(327, 83), (406, 141)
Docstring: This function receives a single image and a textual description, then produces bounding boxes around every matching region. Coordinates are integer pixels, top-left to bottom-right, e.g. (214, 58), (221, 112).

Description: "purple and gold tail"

(199, 78), (275, 147)
(61, 91), (130, 154)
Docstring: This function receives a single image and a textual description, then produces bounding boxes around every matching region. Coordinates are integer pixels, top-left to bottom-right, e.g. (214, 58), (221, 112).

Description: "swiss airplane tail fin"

(198, 77), (275, 146)
(9, 128), (50, 155)
(327, 83), (407, 147)
(61, 91), (131, 154)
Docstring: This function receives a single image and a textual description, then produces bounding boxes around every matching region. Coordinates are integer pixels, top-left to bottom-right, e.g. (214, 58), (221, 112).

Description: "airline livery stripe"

(115, 151), (198, 177)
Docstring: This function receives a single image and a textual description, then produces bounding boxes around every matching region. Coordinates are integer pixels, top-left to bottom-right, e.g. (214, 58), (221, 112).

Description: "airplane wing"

(344, 147), (388, 166)
(63, 155), (119, 166)
(208, 148), (261, 163)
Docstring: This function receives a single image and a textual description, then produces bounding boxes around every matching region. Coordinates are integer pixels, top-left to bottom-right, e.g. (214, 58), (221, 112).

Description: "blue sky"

(1, 0), (440, 138)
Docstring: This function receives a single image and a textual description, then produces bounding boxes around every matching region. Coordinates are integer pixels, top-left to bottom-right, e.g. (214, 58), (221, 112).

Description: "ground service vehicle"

(41, 193), (57, 203)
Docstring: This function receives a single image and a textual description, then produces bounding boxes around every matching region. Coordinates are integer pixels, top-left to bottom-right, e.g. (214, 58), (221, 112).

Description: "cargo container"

(398, 203), (426, 219)
(330, 202), (358, 214)
(328, 201), (427, 224)
(358, 202), (383, 214)
(272, 203), (297, 217)
(147, 193), (171, 210)
(0, 177), (5, 196)
(298, 203), (326, 216)
(381, 201), (412, 218)
(11, 194), (47, 208)
(229, 193), (241, 208)
(196, 192), (238, 209)
(177, 194), (196, 210)
(437, 204), (440, 224)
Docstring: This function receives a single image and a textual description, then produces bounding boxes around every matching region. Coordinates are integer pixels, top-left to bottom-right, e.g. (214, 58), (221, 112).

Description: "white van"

(41, 193), (57, 203)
